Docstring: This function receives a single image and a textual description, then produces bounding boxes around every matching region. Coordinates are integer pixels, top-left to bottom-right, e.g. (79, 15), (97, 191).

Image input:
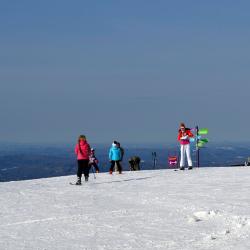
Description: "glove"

(181, 135), (189, 140)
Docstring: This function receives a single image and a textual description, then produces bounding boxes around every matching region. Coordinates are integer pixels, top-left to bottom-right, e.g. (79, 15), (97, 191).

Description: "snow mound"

(189, 210), (220, 222)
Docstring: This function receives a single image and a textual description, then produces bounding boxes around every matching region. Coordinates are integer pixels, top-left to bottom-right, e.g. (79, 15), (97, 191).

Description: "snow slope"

(1, 167), (250, 250)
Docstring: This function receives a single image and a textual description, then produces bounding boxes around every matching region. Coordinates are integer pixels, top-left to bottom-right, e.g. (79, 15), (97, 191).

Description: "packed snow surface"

(1, 167), (250, 250)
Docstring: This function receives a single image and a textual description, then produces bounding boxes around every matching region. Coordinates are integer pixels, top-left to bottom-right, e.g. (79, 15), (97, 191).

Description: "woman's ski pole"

(91, 165), (96, 179)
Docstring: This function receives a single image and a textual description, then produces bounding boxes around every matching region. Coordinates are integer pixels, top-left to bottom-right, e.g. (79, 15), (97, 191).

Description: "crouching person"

(129, 156), (141, 171)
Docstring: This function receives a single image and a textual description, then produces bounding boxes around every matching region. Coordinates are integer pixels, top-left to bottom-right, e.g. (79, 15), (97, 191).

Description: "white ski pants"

(180, 144), (192, 167)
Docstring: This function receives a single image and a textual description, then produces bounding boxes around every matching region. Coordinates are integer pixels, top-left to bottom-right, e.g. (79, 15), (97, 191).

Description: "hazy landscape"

(0, 142), (249, 182)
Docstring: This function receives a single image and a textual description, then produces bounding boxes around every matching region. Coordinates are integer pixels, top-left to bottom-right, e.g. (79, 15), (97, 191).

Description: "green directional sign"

(197, 141), (205, 148)
(196, 126), (209, 167)
(199, 128), (208, 135)
(200, 138), (209, 143)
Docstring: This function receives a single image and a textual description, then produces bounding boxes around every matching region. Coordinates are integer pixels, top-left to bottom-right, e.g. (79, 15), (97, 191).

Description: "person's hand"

(181, 135), (188, 140)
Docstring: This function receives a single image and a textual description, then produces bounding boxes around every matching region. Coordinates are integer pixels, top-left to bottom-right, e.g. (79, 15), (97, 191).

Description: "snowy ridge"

(1, 167), (250, 250)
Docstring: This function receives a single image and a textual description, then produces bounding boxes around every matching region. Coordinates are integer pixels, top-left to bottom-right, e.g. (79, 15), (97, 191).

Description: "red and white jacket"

(177, 128), (194, 145)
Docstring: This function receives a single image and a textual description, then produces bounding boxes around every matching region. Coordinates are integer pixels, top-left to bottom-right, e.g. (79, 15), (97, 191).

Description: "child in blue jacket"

(109, 141), (122, 174)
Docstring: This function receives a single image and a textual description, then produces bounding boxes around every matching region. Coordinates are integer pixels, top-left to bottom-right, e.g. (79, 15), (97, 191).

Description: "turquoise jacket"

(109, 146), (122, 161)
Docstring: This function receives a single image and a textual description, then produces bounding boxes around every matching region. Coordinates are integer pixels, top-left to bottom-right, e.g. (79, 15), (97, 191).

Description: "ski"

(174, 168), (193, 171)
(69, 182), (81, 185)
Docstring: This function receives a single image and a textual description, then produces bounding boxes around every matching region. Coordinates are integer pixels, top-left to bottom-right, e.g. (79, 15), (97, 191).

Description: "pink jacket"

(75, 141), (91, 160)
(177, 129), (194, 145)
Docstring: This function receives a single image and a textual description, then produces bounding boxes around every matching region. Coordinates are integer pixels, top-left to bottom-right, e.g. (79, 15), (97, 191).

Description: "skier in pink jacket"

(74, 135), (91, 184)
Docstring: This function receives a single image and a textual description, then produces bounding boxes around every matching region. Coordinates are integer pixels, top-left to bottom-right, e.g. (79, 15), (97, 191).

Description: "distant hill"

(0, 142), (249, 182)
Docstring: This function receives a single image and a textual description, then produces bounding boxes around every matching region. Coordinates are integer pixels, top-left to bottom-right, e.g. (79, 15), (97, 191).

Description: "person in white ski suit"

(177, 123), (194, 170)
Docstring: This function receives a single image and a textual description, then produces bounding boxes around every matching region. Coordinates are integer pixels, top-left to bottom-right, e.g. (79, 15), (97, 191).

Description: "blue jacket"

(109, 146), (122, 161)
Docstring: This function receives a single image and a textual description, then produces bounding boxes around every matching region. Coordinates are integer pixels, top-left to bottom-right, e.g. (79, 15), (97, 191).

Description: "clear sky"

(1, 0), (250, 144)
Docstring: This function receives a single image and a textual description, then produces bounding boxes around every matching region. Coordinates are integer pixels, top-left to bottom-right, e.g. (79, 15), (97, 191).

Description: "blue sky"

(0, 1), (250, 144)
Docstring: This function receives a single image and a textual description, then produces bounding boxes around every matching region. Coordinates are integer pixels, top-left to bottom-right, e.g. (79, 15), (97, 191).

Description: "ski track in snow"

(0, 167), (250, 250)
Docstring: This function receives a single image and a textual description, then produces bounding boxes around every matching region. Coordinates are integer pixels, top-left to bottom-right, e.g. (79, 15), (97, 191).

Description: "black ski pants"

(77, 160), (90, 179)
(109, 160), (122, 173)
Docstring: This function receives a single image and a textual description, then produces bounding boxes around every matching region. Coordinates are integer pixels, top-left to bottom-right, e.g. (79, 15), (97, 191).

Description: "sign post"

(195, 126), (209, 168)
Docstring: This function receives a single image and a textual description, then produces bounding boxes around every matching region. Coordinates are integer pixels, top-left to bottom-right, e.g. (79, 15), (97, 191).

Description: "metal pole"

(154, 155), (157, 169)
(152, 152), (157, 169)
(196, 125), (200, 168)
(91, 165), (96, 179)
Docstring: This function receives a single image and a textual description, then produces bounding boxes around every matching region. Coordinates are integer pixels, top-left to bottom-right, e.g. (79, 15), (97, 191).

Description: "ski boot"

(75, 177), (81, 185)
(85, 176), (89, 182)
(179, 167), (185, 171)
(188, 166), (193, 170)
